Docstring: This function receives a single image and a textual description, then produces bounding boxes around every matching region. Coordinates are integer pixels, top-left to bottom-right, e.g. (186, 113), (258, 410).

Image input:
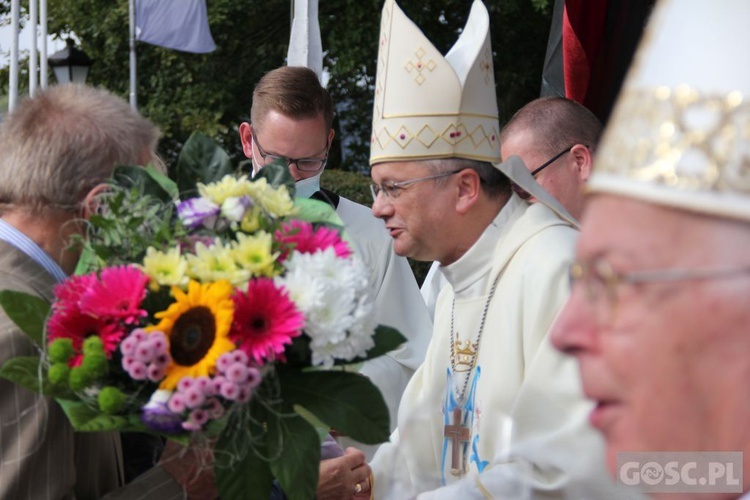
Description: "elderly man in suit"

(0, 84), (211, 499)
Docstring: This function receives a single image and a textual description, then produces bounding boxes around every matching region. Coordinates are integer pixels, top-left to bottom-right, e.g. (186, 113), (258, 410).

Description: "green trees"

(27, 0), (552, 172)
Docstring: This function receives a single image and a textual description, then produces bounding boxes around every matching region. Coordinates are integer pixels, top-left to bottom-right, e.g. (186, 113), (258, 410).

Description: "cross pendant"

(443, 407), (470, 476)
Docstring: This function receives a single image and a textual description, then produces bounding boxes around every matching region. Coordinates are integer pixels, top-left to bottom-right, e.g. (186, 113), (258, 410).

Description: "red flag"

(541, 0), (656, 125)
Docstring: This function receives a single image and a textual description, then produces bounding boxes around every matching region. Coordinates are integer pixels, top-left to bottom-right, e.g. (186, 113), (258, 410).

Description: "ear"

(239, 122), (253, 158)
(327, 128), (335, 147)
(455, 169), (482, 215)
(81, 183), (110, 220)
(571, 144), (593, 183)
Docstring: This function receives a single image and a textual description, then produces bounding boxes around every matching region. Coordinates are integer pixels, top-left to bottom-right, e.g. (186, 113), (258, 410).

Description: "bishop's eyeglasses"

(252, 134), (329, 173)
(370, 170), (462, 202)
(568, 258), (750, 322)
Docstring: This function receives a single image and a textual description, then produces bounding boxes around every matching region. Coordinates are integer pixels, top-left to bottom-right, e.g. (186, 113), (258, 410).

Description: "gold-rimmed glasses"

(369, 170), (463, 202)
(569, 258), (750, 322)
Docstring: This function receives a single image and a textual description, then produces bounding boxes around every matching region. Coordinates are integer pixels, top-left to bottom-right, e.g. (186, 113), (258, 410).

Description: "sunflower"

(147, 280), (236, 390)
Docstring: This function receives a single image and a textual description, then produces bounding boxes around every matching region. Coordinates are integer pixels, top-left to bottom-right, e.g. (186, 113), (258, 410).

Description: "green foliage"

(0, 290), (50, 346)
(74, 178), (185, 275)
(174, 131), (234, 197)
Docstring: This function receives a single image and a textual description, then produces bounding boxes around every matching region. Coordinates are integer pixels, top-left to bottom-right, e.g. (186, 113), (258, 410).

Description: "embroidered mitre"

(369, 0), (501, 165)
(589, 0), (750, 223)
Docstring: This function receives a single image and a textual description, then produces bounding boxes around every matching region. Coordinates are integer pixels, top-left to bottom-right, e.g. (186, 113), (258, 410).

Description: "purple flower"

(226, 363), (249, 384)
(141, 390), (183, 433)
(177, 197), (220, 229)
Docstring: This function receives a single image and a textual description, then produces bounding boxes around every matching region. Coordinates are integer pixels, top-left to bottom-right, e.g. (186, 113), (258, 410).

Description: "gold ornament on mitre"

(589, 0), (750, 223)
(370, 0), (501, 166)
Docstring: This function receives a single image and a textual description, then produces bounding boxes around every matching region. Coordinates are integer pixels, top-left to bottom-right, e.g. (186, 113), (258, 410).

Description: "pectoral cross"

(444, 407), (470, 476)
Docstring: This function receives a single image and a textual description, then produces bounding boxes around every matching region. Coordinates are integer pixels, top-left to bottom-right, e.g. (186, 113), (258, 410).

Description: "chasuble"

(370, 197), (635, 499)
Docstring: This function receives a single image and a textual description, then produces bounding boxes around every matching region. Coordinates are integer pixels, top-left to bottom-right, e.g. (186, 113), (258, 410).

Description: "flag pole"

(9, 0), (20, 111)
(129, 0), (137, 110)
(29, 0), (38, 96)
(40, 0), (48, 89)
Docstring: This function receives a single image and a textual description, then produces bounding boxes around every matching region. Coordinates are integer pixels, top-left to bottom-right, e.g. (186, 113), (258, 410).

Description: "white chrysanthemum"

(277, 248), (376, 368)
(275, 254), (326, 313)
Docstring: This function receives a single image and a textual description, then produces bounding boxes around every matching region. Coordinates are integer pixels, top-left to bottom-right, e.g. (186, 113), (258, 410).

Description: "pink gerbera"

(275, 220), (352, 260)
(47, 309), (126, 365)
(229, 278), (304, 363)
(79, 266), (149, 325)
(52, 273), (98, 313)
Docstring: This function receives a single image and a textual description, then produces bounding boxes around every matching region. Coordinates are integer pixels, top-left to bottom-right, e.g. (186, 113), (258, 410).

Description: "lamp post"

(48, 38), (92, 84)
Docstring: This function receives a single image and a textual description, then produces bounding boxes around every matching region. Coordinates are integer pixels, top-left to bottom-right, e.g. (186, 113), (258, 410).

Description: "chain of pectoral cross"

(445, 272), (502, 476)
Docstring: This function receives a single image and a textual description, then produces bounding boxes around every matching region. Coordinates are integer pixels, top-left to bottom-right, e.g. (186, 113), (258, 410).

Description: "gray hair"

(425, 158), (510, 199)
(0, 84), (161, 215)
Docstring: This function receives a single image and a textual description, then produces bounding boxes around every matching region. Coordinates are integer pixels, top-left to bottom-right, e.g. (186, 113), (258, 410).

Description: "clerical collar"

(441, 196), (523, 299)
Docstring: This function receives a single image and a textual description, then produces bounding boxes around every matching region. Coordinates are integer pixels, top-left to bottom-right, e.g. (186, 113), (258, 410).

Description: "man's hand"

(317, 447), (372, 500)
(159, 439), (217, 499)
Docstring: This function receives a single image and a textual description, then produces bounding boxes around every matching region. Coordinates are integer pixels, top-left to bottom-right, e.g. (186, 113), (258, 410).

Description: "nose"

(371, 190), (392, 219)
(550, 286), (598, 358)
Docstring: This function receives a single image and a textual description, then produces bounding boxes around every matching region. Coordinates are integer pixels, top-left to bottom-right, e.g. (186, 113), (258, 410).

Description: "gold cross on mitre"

(452, 338), (478, 372)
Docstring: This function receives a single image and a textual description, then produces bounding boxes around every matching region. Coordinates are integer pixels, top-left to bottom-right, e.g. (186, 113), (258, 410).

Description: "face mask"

(294, 172), (322, 199)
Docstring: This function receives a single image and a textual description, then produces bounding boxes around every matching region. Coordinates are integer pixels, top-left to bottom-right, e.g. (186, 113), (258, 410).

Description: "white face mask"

(294, 172), (322, 199)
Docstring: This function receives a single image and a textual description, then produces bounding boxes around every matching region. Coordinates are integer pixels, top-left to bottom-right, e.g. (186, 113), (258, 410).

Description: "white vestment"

(371, 196), (637, 499)
(328, 194), (433, 457)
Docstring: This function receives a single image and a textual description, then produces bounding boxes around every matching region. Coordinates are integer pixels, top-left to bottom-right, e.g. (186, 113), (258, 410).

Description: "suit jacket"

(0, 240), (184, 500)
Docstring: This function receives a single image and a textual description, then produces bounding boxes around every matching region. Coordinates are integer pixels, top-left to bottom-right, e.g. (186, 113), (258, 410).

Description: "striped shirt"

(0, 219), (67, 283)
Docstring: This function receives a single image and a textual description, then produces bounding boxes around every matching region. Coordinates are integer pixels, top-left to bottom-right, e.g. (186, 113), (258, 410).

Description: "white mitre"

(589, 0), (750, 222)
(370, 0), (501, 165)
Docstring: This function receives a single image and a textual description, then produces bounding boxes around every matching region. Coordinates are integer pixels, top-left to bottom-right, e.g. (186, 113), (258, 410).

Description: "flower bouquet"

(0, 133), (404, 499)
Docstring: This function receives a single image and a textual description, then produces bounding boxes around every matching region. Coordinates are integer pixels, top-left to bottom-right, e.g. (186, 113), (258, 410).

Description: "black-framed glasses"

(370, 170), (463, 202)
(252, 134), (329, 173)
(511, 145), (576, 200)
(569, 258), (750, 323)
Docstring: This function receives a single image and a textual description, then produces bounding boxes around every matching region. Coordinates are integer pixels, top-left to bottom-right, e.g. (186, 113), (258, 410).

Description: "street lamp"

(48, 38), (92, 84)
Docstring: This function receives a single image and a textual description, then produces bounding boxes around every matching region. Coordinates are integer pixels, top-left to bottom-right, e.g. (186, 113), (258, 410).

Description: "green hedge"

(322, 169), (433, 286)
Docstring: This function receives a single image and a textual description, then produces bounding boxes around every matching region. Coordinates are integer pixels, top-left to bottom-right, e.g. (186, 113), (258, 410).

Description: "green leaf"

(215, 402), (274, 500)
(294, 197), (345, 227)
(342, 325), (407, 364)
(0, 290), (50, 346)
(268, 411), (320, 500)
(0, 356), (44, 391)
(256, 160), (296, 194)
(57, 399), (127, 432)
(175, 131), (234, 197)
(279, 369), (390, 445)
(112, 165), (175, 203)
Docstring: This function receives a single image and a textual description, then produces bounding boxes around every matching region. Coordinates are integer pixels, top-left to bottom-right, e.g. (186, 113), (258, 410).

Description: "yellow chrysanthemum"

(140, 246), (189, 292)
(186, 238), (250, 286)
(231, 231), (280, 278)
(259, 184), (295, 217)
(147, 280), (236, 390)
(198, 174), (251, 205)
(240, 206), (263, 233)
